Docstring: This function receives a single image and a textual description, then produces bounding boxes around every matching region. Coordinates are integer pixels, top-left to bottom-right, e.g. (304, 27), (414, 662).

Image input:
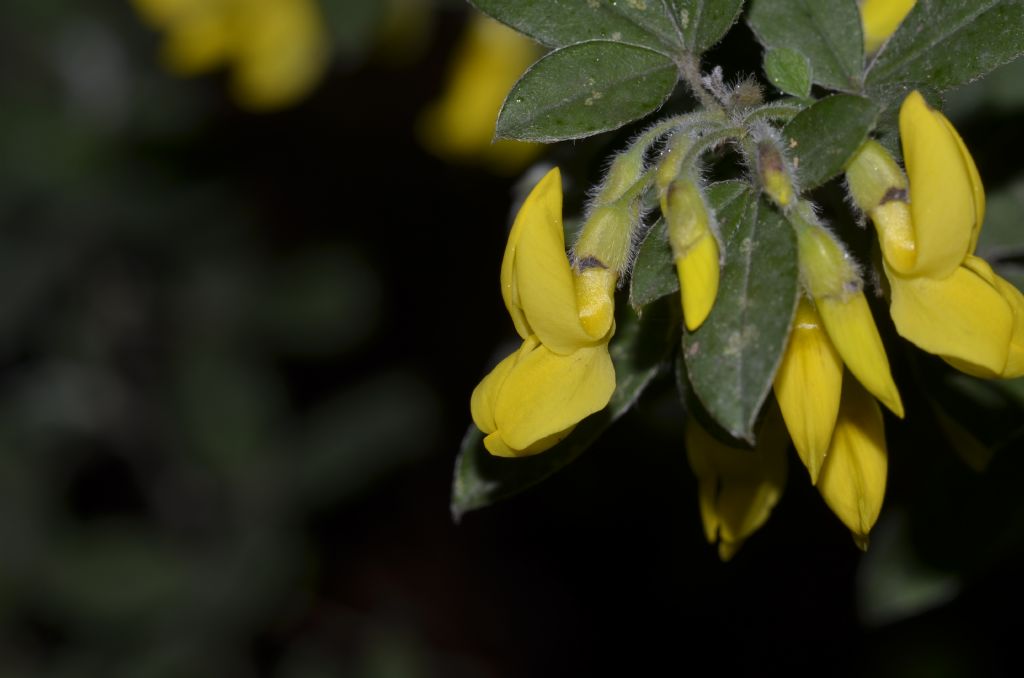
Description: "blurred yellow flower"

(686, 409), (788, 561)
(860, 0), (916, 53)
(471, 168), (616, 457)
(848, 91), (1024, 378)
(419, 13), (543, 174)
(133, 0), (329, 111)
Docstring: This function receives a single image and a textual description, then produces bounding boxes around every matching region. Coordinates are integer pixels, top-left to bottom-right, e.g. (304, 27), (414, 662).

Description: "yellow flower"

(773, 300), (889, 545)
(686, 410), (788, 561)
(133, 0), (329, 111)
(471, 168), (616, 457)
(662, 180), (720, 331)
(860, 0), (916, 54)
(847, 91), (1024, 378)
(418, 13), (543, 174)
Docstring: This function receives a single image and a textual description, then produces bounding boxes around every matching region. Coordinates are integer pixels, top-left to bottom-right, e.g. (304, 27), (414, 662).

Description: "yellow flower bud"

(758, 142), (794, 209)
(662, 180), (721, 330)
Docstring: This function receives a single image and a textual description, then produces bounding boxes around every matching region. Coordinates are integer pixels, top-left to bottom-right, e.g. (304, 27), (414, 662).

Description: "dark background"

(3, 1), (1024, 676)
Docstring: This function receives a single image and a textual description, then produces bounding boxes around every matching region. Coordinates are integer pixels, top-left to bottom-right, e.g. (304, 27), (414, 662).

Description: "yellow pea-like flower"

(848, 91), (1024, 379)
(860, 0), (916, 54)
(686, 411), (788, 561)
(471, 168), (616, 457)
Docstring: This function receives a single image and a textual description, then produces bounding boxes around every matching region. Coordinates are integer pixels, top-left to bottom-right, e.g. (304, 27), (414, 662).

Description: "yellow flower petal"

(493, 341), (615, 452)
(575, 265), (617, 340)
(470, 337), (536, 435)
(816, 293), (904, 418)
(677, 232), (720, 331)
(817, 376), (888, 548)
(861, 0), (916, 54)
(938, 115), (985, 254)
(500, 168), (563, 340)
(887, 256), (1013, 378)
(774, 298), (843, 484)
(160, 5), (232, 75)
(686, 412), (788, 561)
(992, 274), (1024, 378)
(483, 428), (573, 458)
(899, 91), (977, 278)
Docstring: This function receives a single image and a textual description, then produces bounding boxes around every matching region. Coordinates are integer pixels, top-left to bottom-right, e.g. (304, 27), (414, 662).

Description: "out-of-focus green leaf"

(683, 195), (798, 443)
(322, 0), (384, 58)
(495, 41), (678, 142)
(783, 94), (878, 189)
(451, 300), (673, 519)
(470, 0), (680, 53)
(747, 0), (864, 92)
(763, 47), (812, 98)
(630, 180), (749, 311)
(669, 0), (746, 53)
(866, 0), (1024, 106)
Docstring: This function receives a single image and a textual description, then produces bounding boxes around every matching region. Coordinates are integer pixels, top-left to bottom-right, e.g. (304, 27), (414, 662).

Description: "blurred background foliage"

(3, 0), (1024, 676)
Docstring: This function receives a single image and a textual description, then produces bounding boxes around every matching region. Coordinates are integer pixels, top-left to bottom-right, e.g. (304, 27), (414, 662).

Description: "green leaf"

(470, 0), (680, 53)
(496, 41), (679, 142)
(629, 180), (750, 311)
(866, 0), (1024, 106)
(669, 0), (746, 53)
(783, 94), (879, 189)
(977, 172), (1024, 261)
(682, 196), (799, 442)
(451, 300), (673, 519)
(763, 47), (812, 97)
(747, 0), (864, 92)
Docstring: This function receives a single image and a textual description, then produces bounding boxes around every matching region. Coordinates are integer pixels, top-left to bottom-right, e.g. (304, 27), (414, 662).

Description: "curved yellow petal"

(575, 265), (617, 340)
(817, 376), (888, 549)
(817, 293), (904, 418)
(861, 0), (916, 54)
(887, 257), (1013, 377)
(899, 91), (976, 278)
(483, 427), (573, 458)
(493, 342), (615, 451)
(991, 273), (1024, 378)
(677, 232), (720, 331)
(939, 115), (986, 255)
(774, 299), (843, 484)
(470, 337), (536, 435)
(500, 167), (562, 340)
(685, 413), (788, 561)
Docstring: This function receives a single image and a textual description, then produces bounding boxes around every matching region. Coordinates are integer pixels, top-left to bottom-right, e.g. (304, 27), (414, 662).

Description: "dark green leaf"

(783, 94), (878, 189)
(669, 0), (746, 53)
(496, 41), (679, 142)
(682, 196), (798, 442)
(866, 0), (1024, 106)
(451, 300), (673, 519)
(747, 0), (864, 92)
(629, 181), (750, 310)
(322, 0), (385, 58)
(977, 173), (1024, 261)
(470, 0), (680, 53)
(763, 47), (812, 97)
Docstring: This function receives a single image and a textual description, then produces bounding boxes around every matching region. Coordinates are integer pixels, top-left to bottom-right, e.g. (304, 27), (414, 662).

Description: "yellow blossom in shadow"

(471, 168), (616, 457)
(662, 180), (721, 331)
(418, 13), (543, 175)
(686, 410), (788, 561)
(133, 0), (329, 111)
